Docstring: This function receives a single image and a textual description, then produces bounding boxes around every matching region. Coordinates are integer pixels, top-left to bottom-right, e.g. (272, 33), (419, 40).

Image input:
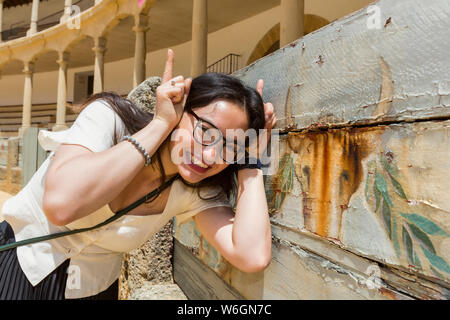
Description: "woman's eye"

(201, 127), (219, 142)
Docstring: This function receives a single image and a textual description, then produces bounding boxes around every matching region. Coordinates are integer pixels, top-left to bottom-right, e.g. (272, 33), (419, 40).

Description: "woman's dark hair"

(76, 72), (266, 203)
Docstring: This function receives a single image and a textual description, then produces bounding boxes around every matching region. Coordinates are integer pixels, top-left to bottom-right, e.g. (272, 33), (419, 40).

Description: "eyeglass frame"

(185, 109), (249, 164)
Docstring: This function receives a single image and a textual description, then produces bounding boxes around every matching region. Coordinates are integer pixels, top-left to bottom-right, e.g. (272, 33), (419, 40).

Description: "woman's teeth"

(191, 154), (209, 168)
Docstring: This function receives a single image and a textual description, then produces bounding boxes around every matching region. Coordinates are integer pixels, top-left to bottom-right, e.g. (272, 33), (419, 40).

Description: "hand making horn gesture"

(252, 79), (277, 160)
(154, 49), (192, 129)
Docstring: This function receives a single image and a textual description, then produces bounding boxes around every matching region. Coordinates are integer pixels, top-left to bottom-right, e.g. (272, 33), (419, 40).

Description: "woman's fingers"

(264, 102), (276, 129)
(167, 83), (185, 103)
(264, 102), (274, 120)
(162, 49), (174, 84)
(256, 79), (264, 97)
(181, 78), (192, 107)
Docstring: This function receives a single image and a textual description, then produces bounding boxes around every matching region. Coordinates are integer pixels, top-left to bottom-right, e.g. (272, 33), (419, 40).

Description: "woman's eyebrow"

(198, 115), (217, 129)
(199, 114), (247, 145)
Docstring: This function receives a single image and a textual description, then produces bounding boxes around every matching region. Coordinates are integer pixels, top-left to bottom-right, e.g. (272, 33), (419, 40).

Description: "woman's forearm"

(43, 119), (172, 225)
(232, 168), (272, 268)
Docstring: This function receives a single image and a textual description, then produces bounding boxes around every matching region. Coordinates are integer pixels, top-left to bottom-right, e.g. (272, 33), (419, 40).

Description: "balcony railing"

(207, 53), (241, 75)
(1, 0), (89, 42)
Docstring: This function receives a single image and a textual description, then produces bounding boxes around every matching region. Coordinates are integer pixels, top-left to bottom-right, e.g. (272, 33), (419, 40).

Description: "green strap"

(0, 174), (179, 252)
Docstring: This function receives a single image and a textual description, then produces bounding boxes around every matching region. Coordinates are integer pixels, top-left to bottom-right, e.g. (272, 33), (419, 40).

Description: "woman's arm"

(43, 118), (173, 226)
(193, 168), (272, 273)
(192, 79), (276, 272)
(44, 49), (190, 226)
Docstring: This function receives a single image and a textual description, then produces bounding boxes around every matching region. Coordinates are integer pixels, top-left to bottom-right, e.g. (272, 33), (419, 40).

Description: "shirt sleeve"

(174, 184), (233, 225)
(38, 100), (128, 153)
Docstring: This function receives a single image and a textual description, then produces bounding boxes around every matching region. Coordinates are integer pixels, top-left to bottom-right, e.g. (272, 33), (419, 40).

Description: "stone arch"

(246, 14), (330, 66)
(0, 58), (24, 77)
(99, 13), (134, 39)
(64, 34), (92, 53)
(31, 49), (59, 73)
(139, 0), (157, 15)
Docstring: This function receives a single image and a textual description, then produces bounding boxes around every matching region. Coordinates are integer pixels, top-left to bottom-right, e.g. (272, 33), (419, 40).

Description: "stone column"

(92, 36), (107, 94)
(280, 0), (305, 47)
(20, 61), (35, 136)
(132, 14), (150, 88)
(0, 0), (4, 42)
(53, 52), (70, 132)
(27, 0), (40, 36)
(191, 0), (208, 77)
(60, 0), (73, 23)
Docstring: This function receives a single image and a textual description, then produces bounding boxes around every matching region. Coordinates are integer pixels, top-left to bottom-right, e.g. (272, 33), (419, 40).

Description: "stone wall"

(0, 137), (21, 195)
(119, 221), (183, 300)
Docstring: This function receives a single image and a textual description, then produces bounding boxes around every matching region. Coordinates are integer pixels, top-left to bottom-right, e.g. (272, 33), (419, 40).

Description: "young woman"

(0, 49), (277, 300)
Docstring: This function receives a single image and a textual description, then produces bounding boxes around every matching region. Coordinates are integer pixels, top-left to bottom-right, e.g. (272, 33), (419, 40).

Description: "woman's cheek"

(169, 128), (193, 165)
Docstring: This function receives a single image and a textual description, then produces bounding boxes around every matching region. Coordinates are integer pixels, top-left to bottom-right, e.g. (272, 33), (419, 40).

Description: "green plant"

(365, 153), (450, 276)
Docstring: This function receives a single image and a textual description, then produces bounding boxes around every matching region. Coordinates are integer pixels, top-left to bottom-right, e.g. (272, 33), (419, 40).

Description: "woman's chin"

(178, 163), (207, 183)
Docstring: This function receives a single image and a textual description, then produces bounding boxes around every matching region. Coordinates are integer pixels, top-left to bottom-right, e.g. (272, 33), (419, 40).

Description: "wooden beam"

(173, 239), (245, 300)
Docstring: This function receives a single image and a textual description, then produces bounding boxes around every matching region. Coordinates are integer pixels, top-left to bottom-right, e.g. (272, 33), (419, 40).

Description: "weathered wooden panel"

(173, 0), (450, 300)
(173, 239), (245, 300)
(174, 119), (450, 299)
(173, 219), (412, 300)
(268, 120), (450, 285)
(234, 0), (450, 130)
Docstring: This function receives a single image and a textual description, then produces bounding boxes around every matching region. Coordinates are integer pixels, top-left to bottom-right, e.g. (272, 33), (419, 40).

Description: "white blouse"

(0, 100), (231, 299)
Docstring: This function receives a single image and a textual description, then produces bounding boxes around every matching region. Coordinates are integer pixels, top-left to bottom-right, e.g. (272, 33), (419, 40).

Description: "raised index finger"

(162, 49), (174, 84)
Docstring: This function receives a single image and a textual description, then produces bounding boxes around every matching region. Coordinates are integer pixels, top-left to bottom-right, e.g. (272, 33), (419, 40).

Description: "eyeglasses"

(187, 109), (247, 164)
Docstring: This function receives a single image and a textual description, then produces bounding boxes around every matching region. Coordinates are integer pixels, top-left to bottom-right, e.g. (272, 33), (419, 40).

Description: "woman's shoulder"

(38, 98), (128, 153)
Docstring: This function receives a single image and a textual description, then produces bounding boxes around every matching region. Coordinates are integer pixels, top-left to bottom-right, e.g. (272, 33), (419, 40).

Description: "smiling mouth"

(183, 152), (211, 173)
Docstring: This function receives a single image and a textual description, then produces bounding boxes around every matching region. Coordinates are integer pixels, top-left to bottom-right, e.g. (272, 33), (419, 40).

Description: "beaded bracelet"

(122, 135), (152, 166)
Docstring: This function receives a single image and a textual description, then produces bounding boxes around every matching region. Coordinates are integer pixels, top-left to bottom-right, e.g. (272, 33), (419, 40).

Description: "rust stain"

(288, 127), (384, 238)
(316, 55), (324, 65)
(384, 17), (392, 28)
(379, 287), (398, 300)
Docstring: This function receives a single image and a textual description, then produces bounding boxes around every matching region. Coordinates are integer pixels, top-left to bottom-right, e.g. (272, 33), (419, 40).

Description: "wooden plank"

(0, 116), (54, 125)
(0, 104), (60, 113)
(234, 0), (450, 130)
(265, 119), (450, 286)
(173, 224), (411, 300)
(271, 224), (448, 300)
(173, 119), (450, 299)
(0, 109), (77, 118)
(173, 239), (245, 300)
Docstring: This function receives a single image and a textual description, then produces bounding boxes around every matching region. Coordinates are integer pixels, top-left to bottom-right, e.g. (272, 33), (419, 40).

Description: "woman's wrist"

(235, 158), (262, 171)
(237, 166), (263, 184)
(131, 118), (173, 158)
(149, 117), (175, 133)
